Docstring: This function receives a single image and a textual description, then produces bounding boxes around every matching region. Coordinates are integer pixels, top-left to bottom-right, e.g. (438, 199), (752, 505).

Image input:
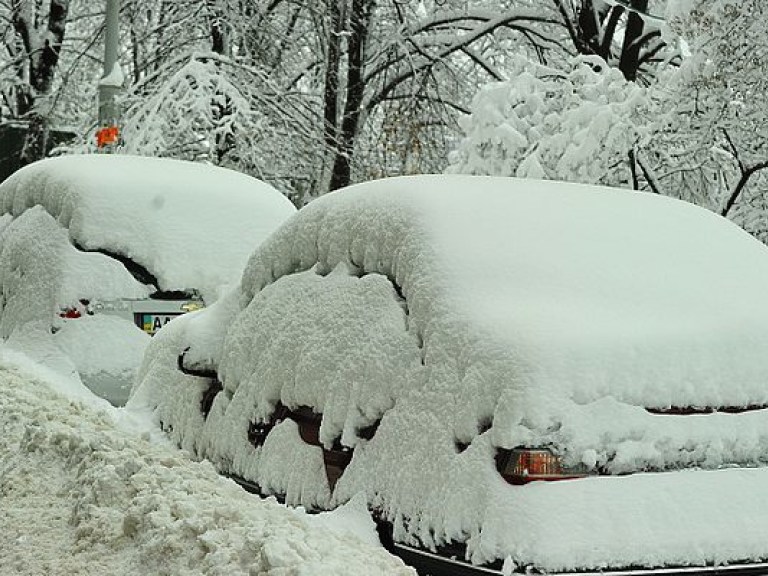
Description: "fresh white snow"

(0, 154), (296, 403)
(54, 314), (150, 406)
(99, 62), (125, 87)
(133, 174), (768, 571)
(0, 205), (150, 335)
(0, 344), (414, 576)
(0, 154), (296, 300)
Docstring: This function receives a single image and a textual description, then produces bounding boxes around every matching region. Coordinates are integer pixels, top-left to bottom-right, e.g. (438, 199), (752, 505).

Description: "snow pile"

(0, 205), (149, 337)
(0, 154), (296, 299)
(219, 265), (422, 446)
(0, 359), (414, 576)
(0, 207), (66, 337)
(0, 205), (150, 398)
(54, 314), (150, 406)
(133, 265), (424, 510)
(0, 154), (295, 402)
(133, 175), (768, 571)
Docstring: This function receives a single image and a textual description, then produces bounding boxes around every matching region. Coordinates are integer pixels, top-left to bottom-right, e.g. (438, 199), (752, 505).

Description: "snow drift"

(0, 358), (413, 576)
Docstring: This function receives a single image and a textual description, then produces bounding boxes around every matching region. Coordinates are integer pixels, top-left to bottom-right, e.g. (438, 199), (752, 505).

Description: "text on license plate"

(139, 313), (181, 335)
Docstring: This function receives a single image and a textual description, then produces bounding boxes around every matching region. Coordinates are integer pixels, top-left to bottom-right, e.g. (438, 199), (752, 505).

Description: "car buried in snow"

(0, 154), (295, 406)
(131, 174), (768, 575)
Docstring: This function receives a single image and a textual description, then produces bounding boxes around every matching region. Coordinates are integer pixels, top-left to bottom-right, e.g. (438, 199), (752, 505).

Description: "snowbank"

(133, 175), (768, 571)
(0, 354), (413, 576)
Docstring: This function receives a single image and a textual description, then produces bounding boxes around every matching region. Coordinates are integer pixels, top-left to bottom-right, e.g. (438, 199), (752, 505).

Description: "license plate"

(138, 313), (181, 335)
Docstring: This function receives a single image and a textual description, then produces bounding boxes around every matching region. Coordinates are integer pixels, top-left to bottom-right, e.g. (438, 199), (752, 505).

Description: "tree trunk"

(14, 0), (71, 165)
(19, 112), (49, 165)
(323, 0), (343, 171)
(619, 0), (648, 81)
(328, 0), (373, 191)
(208, 0), (228, 56)
(207, 0), (235, 163)
(576, 0), (610, 57)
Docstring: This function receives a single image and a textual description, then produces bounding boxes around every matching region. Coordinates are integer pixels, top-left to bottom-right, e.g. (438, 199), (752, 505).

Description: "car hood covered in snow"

(133, 175), (768, 573)
(0, 154), (296, 298)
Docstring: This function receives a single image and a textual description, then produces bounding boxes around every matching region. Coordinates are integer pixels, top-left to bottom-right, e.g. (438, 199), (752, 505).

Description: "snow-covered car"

(131, 175), (768, 575)
(0, 154), (295, 406)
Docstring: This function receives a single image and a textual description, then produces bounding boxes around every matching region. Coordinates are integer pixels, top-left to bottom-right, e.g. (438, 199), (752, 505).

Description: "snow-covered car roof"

(243, 174), (768, 411)
(0, 154), (296, 297)
(133, 175), (768, 572)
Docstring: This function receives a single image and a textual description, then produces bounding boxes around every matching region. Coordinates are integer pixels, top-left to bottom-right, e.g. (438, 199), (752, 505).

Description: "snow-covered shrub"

(112, 53), (317, 203)
(650, 0), (768, 239)
(447, 55), (657, 188)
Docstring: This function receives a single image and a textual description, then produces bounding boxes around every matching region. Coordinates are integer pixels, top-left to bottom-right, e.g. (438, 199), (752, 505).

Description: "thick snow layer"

(0, 350), (413, 576)
(53, 314), (150, 406)
(99, 62), (124, 87)
(0, 154), (294, 402)
(0, 205), (150, 334)
(0, 154), (296, 299)
(0, 207), (65, 337)
(0, 206), (150, 399)
(133, 175), (768, 571)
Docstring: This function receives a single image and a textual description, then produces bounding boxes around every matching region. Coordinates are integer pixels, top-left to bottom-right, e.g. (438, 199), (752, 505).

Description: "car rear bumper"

(92, 296), (203, 334)
(393, 543), (768, 576)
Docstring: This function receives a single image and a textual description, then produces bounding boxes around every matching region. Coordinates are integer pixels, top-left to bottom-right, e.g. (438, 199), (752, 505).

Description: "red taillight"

(59, 308), (82, 319)
(518, 449), (561, 476)
(58, 300), (91, 319)
(496, 448), (588, 485)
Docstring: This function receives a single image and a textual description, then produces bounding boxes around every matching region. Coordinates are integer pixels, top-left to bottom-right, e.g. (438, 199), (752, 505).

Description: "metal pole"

(97, 0), (121, 127)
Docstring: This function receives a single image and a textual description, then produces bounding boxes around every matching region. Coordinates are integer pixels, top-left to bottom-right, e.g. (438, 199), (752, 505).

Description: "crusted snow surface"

(0, 154), (296, 299)
(133, 175), (768, 571)
(0, 354), (413, 576)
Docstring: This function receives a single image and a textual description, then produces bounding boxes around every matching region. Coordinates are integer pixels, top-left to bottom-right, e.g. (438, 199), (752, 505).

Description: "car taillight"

(496, 447), (588, 485)
(59, 308), (82, 319)
(58, 299), (91, 319)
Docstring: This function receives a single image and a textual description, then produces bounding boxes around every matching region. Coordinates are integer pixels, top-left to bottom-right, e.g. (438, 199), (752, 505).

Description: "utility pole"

(96, 0), (121, 148)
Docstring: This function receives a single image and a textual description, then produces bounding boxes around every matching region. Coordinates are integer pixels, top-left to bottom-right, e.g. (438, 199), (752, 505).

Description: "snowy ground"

(0, 346), (414, 576)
